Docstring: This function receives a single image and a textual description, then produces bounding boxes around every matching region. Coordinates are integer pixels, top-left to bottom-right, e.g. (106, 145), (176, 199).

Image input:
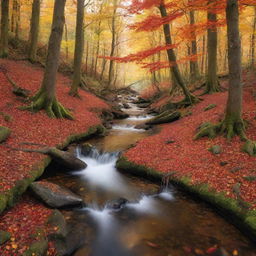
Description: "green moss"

(117, 156), (256, 241)
(0, 230), (11, 245)
(204, 104), (217, 111)
(0, 126), (11, 143)
(0, 124), (105, 214)
(243, 176), (256, 182)
(23, 239), (48, 256)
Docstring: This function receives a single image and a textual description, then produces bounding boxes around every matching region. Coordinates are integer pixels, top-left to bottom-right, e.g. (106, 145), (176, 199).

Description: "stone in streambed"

(81, 143), (93, 156)
(106, 198), (129, 210)
(135, 123), (152, 130)
(48, 147), (87, 171)
(30, 181), (83, 208)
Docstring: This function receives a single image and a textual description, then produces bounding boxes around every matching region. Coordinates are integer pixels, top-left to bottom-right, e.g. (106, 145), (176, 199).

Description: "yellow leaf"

(233, 250), (239, 256)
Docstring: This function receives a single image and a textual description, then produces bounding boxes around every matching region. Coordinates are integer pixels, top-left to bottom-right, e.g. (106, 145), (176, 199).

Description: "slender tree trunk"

(0, 0), (9, 58)
(15, 0), (20, 40)
(64, 21), (69, 61)
(69, 0), (85, 96)
(189, 10), (200, 82)
(11, 0), (16, 33)
(100, 47), (107, 81)
(159, 2), (198, 103)
(25, 0), (72, 119)
(251, 7), (256, 69)
(223, 0), (245, 139)
(108, 0), (117, 87)
(201, 34), (206, 74)
(85, 40), (89, 74)
(205, 5), (220, 94)
(28, 0), (40, 62)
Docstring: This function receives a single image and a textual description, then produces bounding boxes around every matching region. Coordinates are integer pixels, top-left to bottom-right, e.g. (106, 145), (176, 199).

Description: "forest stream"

(44, 95), (256, 256)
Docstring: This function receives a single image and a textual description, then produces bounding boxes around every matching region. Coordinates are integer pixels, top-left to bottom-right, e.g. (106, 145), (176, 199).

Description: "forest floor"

(125, 71), (256, 210)
(0, 59), (110, 255)
(0, 58), (255, 255)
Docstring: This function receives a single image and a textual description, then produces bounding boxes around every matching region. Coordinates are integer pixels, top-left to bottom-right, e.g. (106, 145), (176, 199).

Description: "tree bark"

(24, 0), (72, 119)
(223, 0), (244, 138)
(205, 4), (220, 94)
(28, 0), (40, 62)
(189, 10), (200, 82)
(158, 2), (198, 104)
(69, 0), (85, 96)
(250, 6), (256, 69)
(108, 0), (117, 87)
(0, 0), (9, 58)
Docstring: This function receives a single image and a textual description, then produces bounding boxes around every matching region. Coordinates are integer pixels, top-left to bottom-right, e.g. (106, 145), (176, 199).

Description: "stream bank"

(38, 94), (256, 256)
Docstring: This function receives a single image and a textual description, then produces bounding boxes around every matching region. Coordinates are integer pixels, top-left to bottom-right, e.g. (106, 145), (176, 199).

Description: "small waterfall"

(158, 189), (175, 201)
(126, 195), (159, 214)
(127, 115), (154, 121)
(74, 148), (128, 193)
(112, 124), (144, 132)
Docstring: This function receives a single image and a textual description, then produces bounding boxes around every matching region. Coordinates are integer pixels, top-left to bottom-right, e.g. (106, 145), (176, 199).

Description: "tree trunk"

(108, 0), (117, 87)
(28, 0), (40, 62)
(251, 6), (256, 69)
(159, 2), (198, 104)
(189, 10), (200, 82)
(64, 21), (69, 61)
(223, 0), (245, 139)
(0, 0), (9, 58)
(24, 0), (72, 119)
(69, 0), (85, 97)
(15, 0), (20, 40)
(205, 5), (220, 94)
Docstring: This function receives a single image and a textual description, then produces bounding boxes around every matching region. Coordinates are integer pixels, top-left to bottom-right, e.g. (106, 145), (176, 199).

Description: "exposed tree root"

(21, 89), (73, 120)
(175, 93), (201, 108)
(201, 80), (226, 95)
(194, 118), (246, 141)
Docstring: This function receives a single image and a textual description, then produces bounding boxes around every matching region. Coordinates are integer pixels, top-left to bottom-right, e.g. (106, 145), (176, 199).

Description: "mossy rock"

(146, 111), (181, 125)
(242, 140), (256, 156)
(204, 104), (217, 111)
(243, 176), (256, 182)
(209, 145), (222, 155)
(0, 126), (11, 143)
(0, 230), (11, 245)
(23, 239), (48, 256)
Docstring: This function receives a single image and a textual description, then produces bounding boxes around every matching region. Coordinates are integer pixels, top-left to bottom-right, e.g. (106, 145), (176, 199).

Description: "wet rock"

(122, 103), (130, 109)
(136, 98), (151, 104)
(209, 145), (222, 154)
(137, 103), (151, 108)
(106, 198), (129, 210)
(146, 111), (181, 125)
(81, 143), (93, 156)
(0, 230), (11, 245)
(48, 148), (87, 171)
(30, 181), (83, 208)
(0, 126), (11, 143)
(135, 123), (151, 130)
(23, 239), (48, 256)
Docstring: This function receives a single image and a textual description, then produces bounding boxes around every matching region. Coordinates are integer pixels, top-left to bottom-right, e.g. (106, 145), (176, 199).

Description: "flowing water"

(45, 95), (256, 256)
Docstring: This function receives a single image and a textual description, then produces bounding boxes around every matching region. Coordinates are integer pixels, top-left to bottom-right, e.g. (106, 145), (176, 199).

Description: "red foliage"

(99, 44), (177, 63)
(130, 11), (184, 32)
(125, 72), (256, 210)
(0, 59), (110, 255)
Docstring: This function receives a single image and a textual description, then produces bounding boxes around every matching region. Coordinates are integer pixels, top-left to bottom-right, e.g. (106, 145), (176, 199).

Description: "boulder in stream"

(30, 181), (83, 208)
(47, 147), (87, 171)
(135, 123), (152, 130)
(146, 111), (181, 125)
(106, 198), (129, 210)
